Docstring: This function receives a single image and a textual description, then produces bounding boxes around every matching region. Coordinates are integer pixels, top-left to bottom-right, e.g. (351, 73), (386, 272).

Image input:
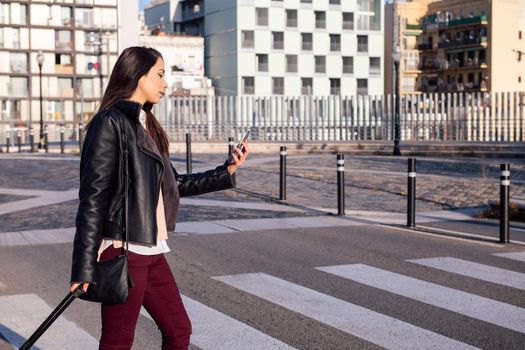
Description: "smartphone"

(235, 130), (251, 152)
(229, 130), (250, 163)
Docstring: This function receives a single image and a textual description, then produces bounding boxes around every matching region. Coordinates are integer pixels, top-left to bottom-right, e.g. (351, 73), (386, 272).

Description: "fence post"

(30, 128), (35, 152)
(44, 125), (49, 153)
(228, 136), (234, 156)
(407, 158), (416, 227)
(186, 133), (192, 174)
(337, 154), (345, 216)
(60, 125), (65, 154)
(6, 130), (10, 153)
(500, 164), (510, 243)
(17, 130), (22, 153)
(79, 123), (84, 154)
(279, 146), (286, 200)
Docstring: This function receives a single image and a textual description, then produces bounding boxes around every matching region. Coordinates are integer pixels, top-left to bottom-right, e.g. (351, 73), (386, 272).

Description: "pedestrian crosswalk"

(0, 251), (524, 349)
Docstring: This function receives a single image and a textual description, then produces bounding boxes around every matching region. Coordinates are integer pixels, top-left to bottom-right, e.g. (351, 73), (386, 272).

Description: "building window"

(343, 57), (353, 74)
(256, 8), (268, 26)
(301, 78), (313, 95)
(55, 30), (72, 51)
(330, 34), (340, 52)
(357, 35), (368, 53)
(286, 55), (298, 73)
(301, 33), (312, 50)
(272, 77), (284, 95)
(315, 56), (326, 73)
(286, 9), (297, 27)
(343, 12), (354, 30)
(520, 31), (523, 40)
(10, 77), (28, 97)
(75, 8), (93, 27)
(12, 27), (20, 49)
(272, 31), (284, 50)
(61, 7), (72, 26)
(0, 28), (3, 48)
(18, 4), (28, 25)
(242, 30), (254, 48)
(315, 11), (326, 29)
(370, 57), (380, 75)
(9, 53), (27, 73)
(330, 78), (340, 95)
(256, 54), (268, 72)
(243, 77), (254, 95)
(0, 3), (9, 24)
(357, 79), (368, 95)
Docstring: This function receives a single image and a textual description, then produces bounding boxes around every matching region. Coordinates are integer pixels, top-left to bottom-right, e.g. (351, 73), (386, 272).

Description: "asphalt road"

(1, 221), (524, 350)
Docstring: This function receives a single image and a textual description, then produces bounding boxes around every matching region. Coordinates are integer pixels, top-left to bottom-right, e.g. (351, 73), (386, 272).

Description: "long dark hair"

(86, 46), (170, 155)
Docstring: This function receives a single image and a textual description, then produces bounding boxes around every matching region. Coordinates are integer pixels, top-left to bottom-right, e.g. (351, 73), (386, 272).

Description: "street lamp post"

(392, 45), (401, 156)
(36, 50), (45, 150)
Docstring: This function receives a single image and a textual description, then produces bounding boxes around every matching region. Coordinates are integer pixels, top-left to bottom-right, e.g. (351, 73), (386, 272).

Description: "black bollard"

(279, 146), (287, 200)
(500, 164), (510, 243)
(337, 154), (345, 216)
(79, 123), (84, 153)
(6, 130), (10, 153)
(44, 125), (49, 153)
(60, 125), (65, 154)
(407, 158), (416, 227)
(30, 128), (35, 152)
(228, 136), (234, 157)
(17, 130), (22, 153)
(186, 133), (192, 174)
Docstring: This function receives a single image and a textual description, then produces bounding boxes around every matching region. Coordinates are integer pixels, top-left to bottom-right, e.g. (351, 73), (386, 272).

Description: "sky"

(139, 0), (149, 11)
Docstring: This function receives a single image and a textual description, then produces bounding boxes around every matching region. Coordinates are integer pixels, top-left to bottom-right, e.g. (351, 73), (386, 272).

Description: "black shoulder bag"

(79, 132), (133, 304)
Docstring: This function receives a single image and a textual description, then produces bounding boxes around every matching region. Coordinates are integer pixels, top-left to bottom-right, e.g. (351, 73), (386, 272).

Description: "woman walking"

(69, 46), (249, 350)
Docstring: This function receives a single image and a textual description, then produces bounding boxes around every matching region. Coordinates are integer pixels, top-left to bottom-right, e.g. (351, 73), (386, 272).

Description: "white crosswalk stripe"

(493, 251), (525, 262)
(0, 294), (99, 349)
(316, 264), (525, 334)
(140, 295), (296, 350)
(407, 257), (525, 290)
(213, 272), (478, 350)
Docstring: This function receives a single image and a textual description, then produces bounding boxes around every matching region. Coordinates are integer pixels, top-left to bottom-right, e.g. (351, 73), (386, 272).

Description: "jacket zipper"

(138, 145), (164, 235)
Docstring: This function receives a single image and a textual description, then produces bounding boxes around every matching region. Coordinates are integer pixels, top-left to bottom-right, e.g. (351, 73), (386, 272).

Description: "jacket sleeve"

(71, 112), (119, 284)
(172, 161), (235, 198)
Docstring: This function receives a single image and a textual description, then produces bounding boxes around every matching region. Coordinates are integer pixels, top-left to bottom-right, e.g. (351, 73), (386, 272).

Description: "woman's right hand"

(70, 282), (90, 294)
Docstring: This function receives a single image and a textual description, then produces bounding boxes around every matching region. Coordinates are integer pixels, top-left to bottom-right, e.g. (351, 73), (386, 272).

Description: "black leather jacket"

(71, 100), (235, 284)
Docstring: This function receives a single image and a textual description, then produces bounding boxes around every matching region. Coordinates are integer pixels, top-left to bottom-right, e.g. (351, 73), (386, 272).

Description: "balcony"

(406, 24), (422, 31)
(447, 59), (487, 70)
(417, 43), (434, 51)
(447, 15), (488, 28)
(56, 64), (74, 74)
(438, 36), (487, 49)
(418, 59), (447, 71)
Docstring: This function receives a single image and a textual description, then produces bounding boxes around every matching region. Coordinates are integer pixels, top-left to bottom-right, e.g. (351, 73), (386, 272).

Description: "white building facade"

(146, 0), (384, 96)
(139, 33), (213, 96)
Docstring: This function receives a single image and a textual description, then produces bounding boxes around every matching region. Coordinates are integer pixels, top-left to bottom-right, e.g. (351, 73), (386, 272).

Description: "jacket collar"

(114, 100), (144, 124)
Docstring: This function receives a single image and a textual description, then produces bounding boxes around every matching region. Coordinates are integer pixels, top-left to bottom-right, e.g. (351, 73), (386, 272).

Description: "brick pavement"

(1, 153), (524, 235)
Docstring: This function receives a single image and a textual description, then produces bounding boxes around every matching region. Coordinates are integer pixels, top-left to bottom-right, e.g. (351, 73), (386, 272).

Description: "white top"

(99, 109), (170, 258)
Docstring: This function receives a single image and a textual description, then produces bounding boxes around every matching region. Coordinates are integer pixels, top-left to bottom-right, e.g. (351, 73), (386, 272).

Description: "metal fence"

(1, 92), (524, 147)
(155, 92), (525, 143)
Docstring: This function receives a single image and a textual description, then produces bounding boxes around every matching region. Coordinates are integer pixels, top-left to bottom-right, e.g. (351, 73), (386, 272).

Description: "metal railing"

(152, 92), (525, 143)
(2, 92), (524, 148)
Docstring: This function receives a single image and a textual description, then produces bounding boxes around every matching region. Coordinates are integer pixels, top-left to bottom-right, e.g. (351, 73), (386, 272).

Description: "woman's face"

(136, 58), (168, 105)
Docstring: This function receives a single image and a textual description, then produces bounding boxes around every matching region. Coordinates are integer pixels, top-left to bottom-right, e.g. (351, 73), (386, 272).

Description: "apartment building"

(139, 31), (214, 96)
(145, 0), (384, 96)
(0, 0), (120, 126)
(385, 0), (525, 95)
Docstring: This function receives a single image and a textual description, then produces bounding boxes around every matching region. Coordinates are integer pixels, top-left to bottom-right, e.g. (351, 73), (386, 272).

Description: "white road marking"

(407, 257), (525, 290)
(141, 295), (295, 350)
(0, 294), (98, 349)
(214, 272), (478, 350)
(493, 251), (525, 262)
(317, 264), (525, 334)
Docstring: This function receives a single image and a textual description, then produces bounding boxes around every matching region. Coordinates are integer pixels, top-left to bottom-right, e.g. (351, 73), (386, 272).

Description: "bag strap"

(122, 124), (129, 256)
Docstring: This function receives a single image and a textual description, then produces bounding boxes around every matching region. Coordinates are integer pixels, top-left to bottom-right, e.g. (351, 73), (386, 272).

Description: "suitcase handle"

(19, 285), (84, 350)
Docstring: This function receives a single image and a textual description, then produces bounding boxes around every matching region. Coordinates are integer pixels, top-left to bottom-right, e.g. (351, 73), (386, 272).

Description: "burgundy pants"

(98, 246), (192, 350)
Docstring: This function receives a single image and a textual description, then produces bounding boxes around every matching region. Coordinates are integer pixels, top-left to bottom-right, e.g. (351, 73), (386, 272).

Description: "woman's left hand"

(227, 141), (249, 175)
